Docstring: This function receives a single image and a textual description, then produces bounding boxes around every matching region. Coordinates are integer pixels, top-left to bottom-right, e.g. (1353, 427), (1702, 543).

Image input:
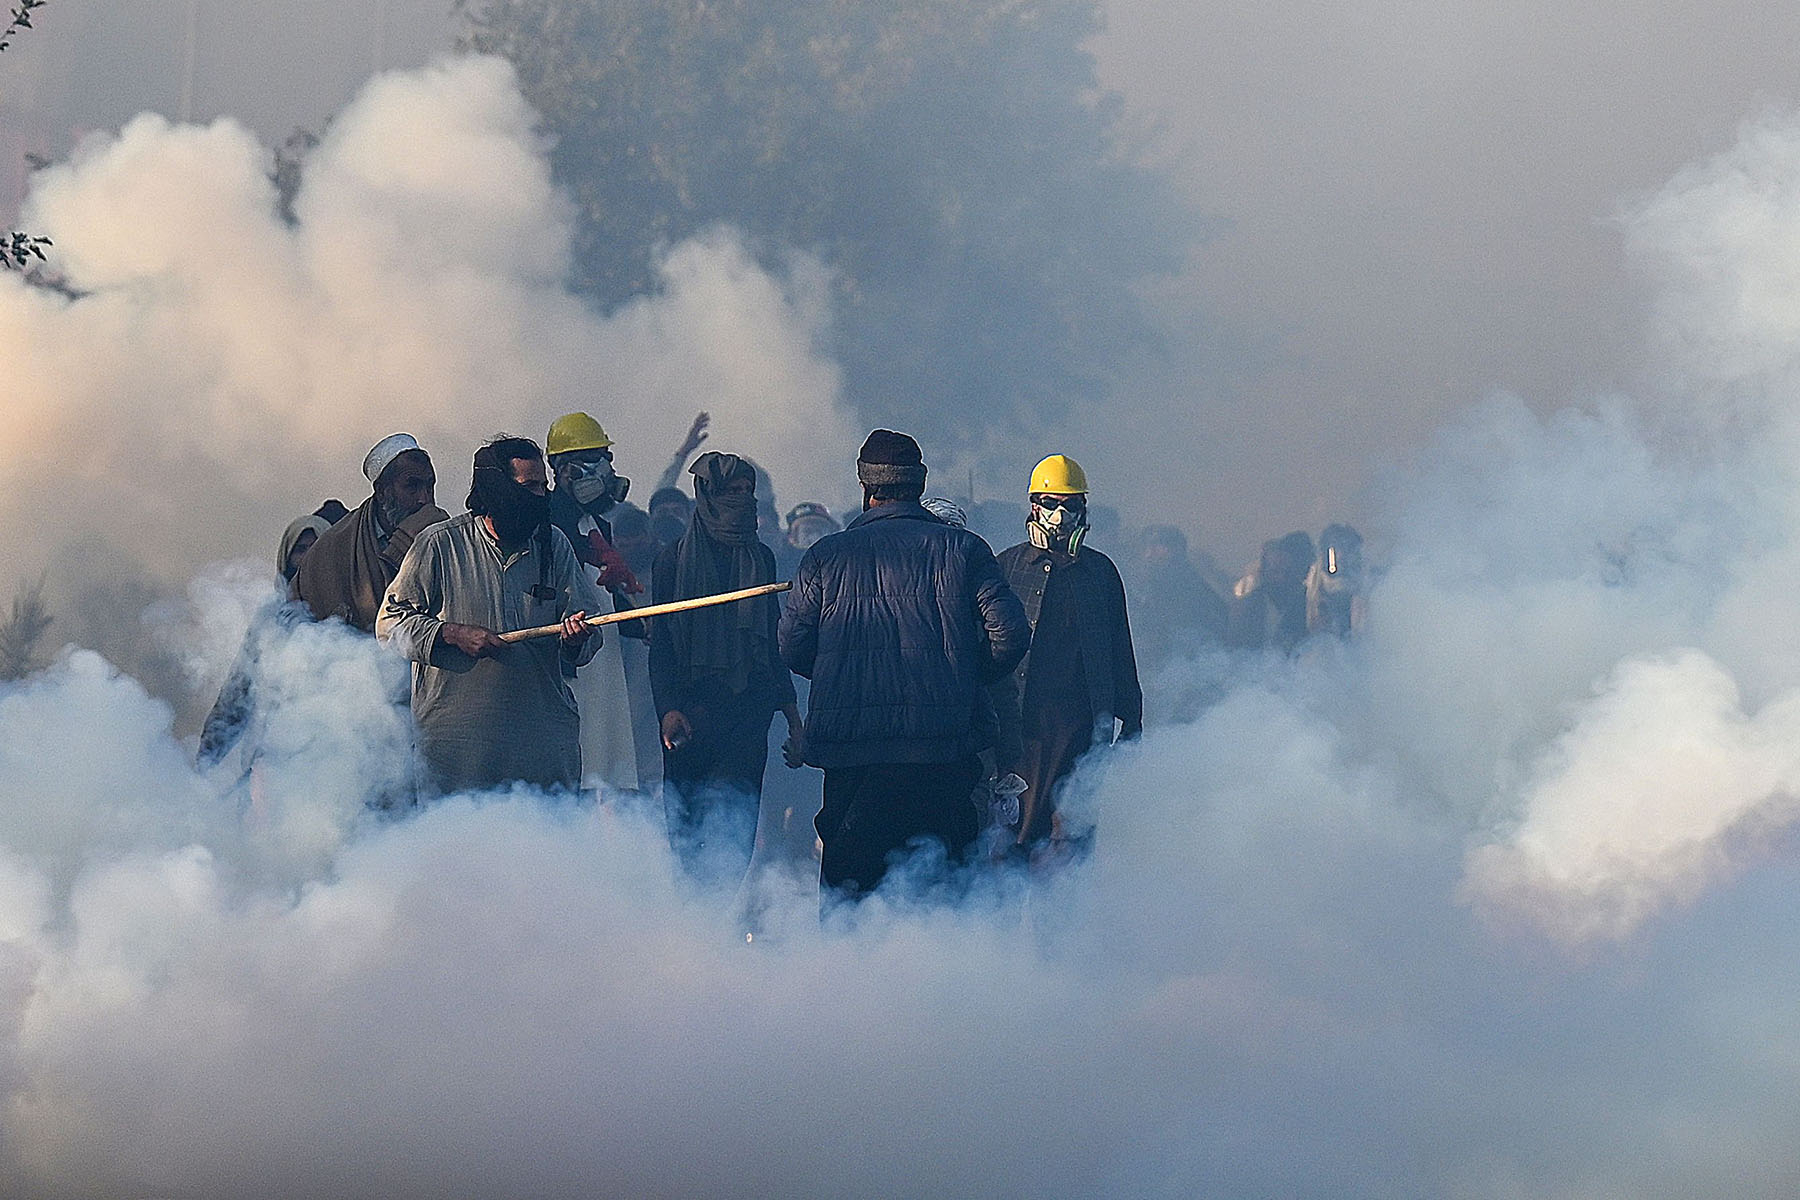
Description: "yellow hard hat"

(1029, 454), (1089, 495)
(546, 412), (613, 457)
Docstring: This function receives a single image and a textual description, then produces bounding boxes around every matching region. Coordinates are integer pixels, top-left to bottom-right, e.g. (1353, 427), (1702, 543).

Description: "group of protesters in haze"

(201, 414), (1367, 905)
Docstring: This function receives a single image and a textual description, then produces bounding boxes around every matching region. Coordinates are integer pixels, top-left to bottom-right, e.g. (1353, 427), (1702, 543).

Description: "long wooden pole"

(498, 581), (791, 644)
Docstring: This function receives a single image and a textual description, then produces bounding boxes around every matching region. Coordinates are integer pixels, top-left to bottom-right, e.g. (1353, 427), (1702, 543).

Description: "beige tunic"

(378, 513), (603, 796)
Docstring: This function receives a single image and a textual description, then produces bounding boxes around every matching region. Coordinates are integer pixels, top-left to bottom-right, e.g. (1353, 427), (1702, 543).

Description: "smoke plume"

(1, 54), (859, 597)
(4, 51), (1800, 1200)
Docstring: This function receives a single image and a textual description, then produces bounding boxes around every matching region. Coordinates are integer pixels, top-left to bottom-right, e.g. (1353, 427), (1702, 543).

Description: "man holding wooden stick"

(378, 436), (604, 798)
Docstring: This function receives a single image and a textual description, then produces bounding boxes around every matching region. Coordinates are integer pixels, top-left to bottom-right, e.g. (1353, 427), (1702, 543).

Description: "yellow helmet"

(1029, 454), (1089, 496)
(546, 412), (614, 457)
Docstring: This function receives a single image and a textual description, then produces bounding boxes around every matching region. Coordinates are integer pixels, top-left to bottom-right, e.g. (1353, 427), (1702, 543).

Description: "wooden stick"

(498, 581), (792, 643)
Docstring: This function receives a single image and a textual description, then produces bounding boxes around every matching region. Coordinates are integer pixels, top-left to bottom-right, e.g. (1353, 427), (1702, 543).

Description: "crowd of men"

(201, 414), (1367, 904)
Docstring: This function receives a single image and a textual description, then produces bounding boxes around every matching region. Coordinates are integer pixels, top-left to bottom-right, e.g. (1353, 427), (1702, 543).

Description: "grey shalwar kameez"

(378, 512), (605, 796)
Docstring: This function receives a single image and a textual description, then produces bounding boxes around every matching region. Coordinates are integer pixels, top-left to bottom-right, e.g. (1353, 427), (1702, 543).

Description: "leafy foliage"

(459, 0), (1186, 447)
(1, 229), (50, 270)
(0, 577), (52, 681)
(2, 1), (50, 269)
(0, 0), (45, 54)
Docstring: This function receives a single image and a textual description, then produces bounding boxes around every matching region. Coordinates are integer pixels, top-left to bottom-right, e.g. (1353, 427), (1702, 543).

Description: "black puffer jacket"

(779, 501), (1030, 768)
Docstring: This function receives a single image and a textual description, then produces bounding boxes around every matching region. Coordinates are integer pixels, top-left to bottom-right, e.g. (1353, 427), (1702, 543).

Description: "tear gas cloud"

(0, 55), (859, 664)
(6, 53), (1800, 1200)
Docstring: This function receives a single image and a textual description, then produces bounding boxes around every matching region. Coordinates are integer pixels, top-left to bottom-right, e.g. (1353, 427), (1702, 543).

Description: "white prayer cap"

(362, 433), (422, 484)
(921, 496), (967, 528)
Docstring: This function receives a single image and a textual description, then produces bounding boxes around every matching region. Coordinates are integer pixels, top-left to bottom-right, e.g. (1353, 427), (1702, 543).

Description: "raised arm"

(655, 411), (711, 492)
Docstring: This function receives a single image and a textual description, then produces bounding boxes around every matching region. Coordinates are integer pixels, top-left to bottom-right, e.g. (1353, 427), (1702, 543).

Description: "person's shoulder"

(417, 511), (474, 547)
(1082, 545), (1123, 573)
(995, 539), (1033, 564)
(1082, 547), (1129, 590)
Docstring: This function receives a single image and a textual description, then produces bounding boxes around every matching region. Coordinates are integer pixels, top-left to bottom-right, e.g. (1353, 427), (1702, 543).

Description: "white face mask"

(566, 460), (629, 510)
(1028, 496), (1087, 552)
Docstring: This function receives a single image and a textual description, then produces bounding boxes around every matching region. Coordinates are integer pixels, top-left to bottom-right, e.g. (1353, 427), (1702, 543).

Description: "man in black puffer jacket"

(779, 430), (1030, 902)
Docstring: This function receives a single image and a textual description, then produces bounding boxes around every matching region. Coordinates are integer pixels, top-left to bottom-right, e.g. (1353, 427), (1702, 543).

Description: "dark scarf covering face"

(670, 452), (773, 694)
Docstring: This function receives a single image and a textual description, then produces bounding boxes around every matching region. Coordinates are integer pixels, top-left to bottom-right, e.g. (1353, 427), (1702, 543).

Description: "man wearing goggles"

(991, 454), (1143, 862)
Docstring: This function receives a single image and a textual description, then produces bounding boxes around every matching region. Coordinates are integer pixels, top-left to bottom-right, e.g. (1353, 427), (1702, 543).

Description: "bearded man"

(295, 433), (449, 632)
(378, 436), (603, 797)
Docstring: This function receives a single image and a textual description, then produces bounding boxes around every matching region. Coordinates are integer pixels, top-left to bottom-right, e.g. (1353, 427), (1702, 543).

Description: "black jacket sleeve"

(777, 544), (822, 680)
(970, 539), (1031, 684)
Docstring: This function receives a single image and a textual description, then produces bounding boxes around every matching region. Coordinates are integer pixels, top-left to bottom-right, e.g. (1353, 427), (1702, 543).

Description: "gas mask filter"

(1028, 494), (1087, 553)
(565, 458), (630, 510)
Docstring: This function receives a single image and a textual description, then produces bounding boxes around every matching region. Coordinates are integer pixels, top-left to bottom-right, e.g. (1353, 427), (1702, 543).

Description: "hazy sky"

(1091, 0), (1800, 550)
(9, 1), (1800, 556)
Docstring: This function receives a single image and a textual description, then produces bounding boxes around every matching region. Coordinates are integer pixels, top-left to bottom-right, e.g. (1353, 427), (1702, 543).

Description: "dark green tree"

(459, 0), (1186, 448)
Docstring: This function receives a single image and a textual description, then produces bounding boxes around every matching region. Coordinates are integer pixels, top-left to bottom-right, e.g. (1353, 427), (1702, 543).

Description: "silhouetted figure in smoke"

(746, 458), (783, 550)
(652, 452), (800, 886)
(991, 455), (1143, 860)
(609, 503), (659, 580)
(648, 486), (694, 553)
(378, 437), (602, 797)
(780, 430), (1029, 904)
(197, 513), (331, 770)
(1228, 531), (1315, 653)
(1130, 524), (1229, 667)
(313, 499), (350, 526)
(1306, 523), (1367, 637)
(294, 434), (449, 634)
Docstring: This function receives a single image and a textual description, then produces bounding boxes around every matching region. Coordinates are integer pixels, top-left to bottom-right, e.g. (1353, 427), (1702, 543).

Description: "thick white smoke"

(0, 55), (858, 595)
(7, 58), (1800, 1200)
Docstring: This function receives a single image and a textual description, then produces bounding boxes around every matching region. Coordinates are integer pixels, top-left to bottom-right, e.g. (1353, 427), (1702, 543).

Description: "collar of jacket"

(846, 499), (934, 529)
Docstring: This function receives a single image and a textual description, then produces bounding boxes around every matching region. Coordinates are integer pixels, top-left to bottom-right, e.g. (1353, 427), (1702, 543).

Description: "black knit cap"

(858, 429), (922, 465)
(857, 429), (927, 488)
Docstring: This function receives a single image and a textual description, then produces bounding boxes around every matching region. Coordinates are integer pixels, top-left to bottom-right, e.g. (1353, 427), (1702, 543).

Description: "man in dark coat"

(779, 430), (1031, 902)
(651, 451), (800, 886)
(992, 454), (1143, 856)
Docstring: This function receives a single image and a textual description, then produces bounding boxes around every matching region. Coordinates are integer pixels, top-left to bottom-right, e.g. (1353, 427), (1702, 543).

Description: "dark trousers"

(663, 695), (774, 885)
(1014, 718), (1094, 846)
(817, 757), (981, 902)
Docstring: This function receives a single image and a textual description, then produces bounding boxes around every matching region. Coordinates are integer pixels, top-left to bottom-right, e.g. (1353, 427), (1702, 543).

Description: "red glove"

(585, 530), (643, 595)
